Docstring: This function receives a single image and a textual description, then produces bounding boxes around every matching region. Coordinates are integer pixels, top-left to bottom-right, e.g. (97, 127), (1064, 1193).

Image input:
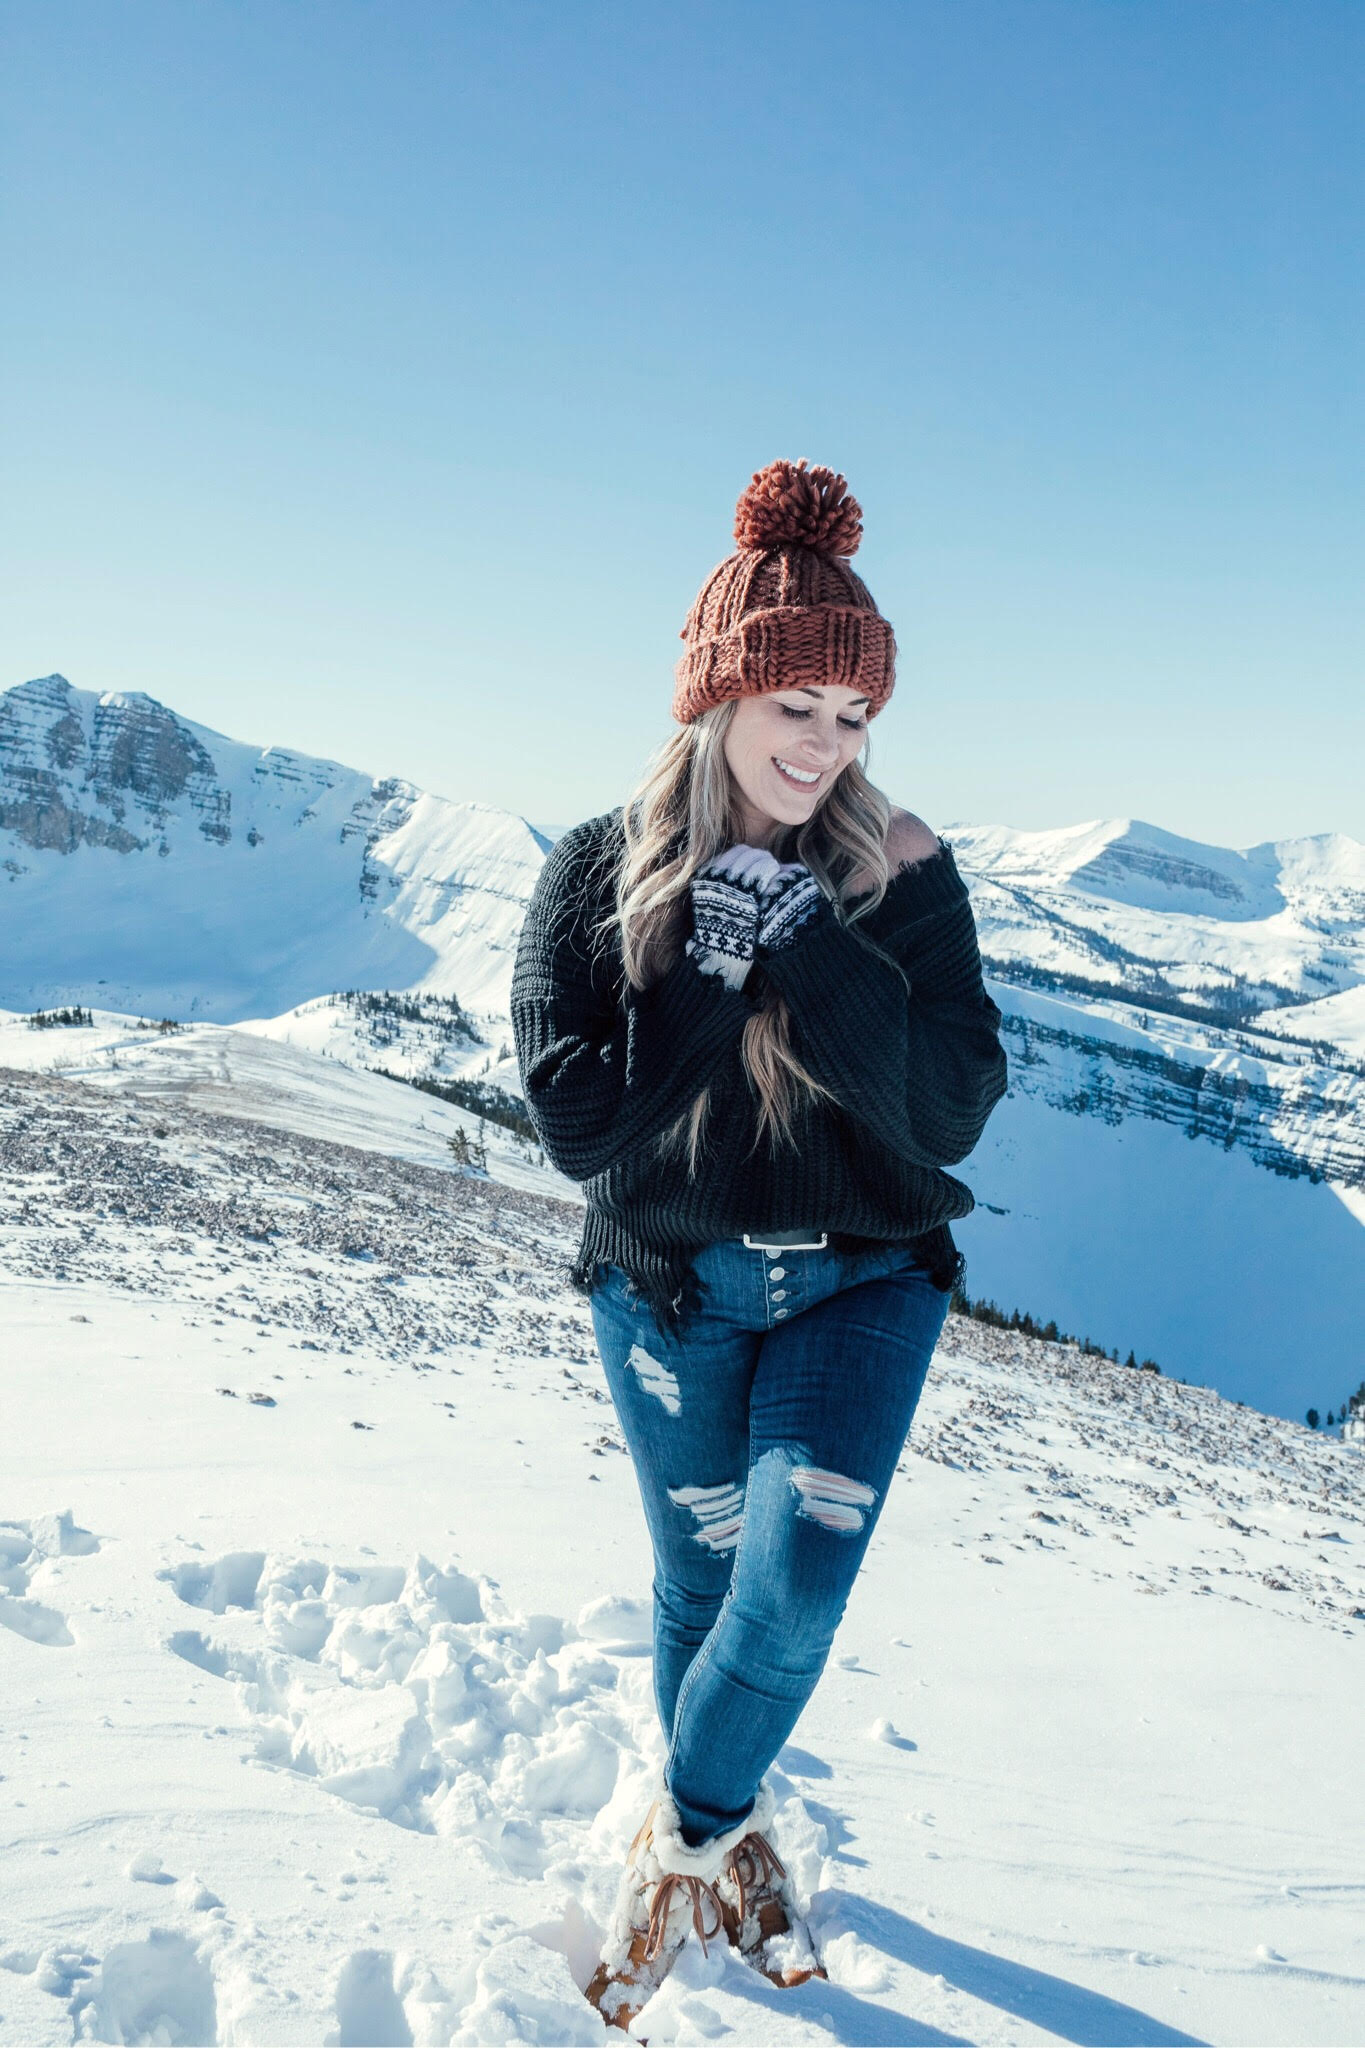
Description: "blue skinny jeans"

(589, 1236), (950, 1847)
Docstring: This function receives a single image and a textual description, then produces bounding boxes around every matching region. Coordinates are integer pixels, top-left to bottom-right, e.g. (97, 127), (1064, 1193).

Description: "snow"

(1254, 982), (1365, 1060)
(0, 675), (548, 1025)
(0, 1008), (574, 1204)
(5, 972), (1362, 1426)
(2, 1062), (1364, 2046)
(945, 814), (1365, 1010)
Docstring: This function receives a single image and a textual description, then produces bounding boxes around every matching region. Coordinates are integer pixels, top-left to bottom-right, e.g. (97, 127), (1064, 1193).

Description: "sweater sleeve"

(756, 839), (1008, 1169)
(510, 819), (753, 1182)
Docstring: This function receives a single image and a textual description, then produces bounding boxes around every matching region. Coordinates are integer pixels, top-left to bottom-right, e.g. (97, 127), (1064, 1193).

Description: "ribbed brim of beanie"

(672, 460), (896, 726)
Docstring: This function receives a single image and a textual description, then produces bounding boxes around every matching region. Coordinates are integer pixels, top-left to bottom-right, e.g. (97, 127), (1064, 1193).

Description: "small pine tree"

(1306, 1408), (1320, 1430)
(1326, 1411), (1335, 1427)
(1125, 1349), (1138, 1369)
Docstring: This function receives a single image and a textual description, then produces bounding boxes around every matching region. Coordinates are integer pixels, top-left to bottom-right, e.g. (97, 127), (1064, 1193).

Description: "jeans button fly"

(773, 1307), (789, 1318)
(771, 1289), (787, 1301)
(768, 1265), (785, 1280)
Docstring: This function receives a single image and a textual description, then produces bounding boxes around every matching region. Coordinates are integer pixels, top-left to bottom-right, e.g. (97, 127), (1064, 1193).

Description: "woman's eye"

(778, 704), (865, 732)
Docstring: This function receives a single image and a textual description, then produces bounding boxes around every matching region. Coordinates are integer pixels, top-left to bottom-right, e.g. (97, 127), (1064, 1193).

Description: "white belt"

(741, 1229), (829, 1252)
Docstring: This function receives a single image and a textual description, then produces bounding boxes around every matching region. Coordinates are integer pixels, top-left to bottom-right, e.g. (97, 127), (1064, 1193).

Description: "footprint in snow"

(0, 1510), (99, 1648)
(157, 1546), (642, 1875)
(65, 1929), (217, 2046)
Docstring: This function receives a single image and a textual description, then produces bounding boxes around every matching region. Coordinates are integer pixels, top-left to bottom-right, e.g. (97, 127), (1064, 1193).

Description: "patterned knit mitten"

(755, 867), (825, 953)
(687, 867), (761, 991)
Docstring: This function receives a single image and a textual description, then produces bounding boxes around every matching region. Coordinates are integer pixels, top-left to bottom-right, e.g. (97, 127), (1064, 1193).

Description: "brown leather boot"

(584, 1793), (741, 2032)
(716, 1825), (827, 1987)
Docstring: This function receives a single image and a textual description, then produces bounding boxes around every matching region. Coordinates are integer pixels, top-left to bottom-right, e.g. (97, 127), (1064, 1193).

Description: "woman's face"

(722, 684), (871, 845)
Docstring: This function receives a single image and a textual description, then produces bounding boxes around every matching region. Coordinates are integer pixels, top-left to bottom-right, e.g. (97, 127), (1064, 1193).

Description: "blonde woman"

(511, 460), (1008, 2028)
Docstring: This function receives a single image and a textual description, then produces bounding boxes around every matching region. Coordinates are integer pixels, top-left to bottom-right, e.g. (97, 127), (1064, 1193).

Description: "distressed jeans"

(589, 1236), (951, 1847)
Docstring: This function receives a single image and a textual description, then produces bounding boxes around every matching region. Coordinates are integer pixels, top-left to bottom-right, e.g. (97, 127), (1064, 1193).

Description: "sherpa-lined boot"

(713, 1784), (826, 1988)
(585, 1788), (766, 2032)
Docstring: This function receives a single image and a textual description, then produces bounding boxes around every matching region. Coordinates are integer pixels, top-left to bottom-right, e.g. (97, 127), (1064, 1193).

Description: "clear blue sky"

(4, 1), (1361, 846)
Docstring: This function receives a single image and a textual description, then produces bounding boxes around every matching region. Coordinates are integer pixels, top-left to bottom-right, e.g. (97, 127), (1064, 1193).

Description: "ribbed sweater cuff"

(760, 844), (968, 999)
(644, 939), (753, 1057)
(755, 911), (895, 1065)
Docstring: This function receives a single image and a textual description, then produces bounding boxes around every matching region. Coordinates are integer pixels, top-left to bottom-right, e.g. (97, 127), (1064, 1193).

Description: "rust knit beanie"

(672, 458), (896, 726)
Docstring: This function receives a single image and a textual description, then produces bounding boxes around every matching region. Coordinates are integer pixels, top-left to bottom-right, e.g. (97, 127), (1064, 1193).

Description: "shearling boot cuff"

(649, 1779), (777, 1879)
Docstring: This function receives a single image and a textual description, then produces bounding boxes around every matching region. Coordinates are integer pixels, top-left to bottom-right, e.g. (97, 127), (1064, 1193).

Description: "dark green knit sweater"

(510, 806), (1008, 1335)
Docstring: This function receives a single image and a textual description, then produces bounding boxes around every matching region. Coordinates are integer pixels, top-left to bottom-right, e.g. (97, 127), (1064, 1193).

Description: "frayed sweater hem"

(568, 1212), (967, 1342)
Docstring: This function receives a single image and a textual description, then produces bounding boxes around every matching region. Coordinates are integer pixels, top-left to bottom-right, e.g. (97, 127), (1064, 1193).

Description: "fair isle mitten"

(687, 869), (761, 991)
(755, 867), (825, 953)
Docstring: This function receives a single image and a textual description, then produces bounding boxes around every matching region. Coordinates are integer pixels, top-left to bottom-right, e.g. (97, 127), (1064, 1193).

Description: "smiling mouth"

(772, 756), (822, 790)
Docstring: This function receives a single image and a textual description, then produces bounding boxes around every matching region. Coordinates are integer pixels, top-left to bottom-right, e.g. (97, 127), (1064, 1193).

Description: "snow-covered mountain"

(952, 814), (1365, 1024)
(0, 673), (549, 1020)
(2, 673), (1362, 1421)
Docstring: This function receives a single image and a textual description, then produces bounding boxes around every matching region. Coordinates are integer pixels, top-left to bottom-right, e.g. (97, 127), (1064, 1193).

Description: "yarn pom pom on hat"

(672, 457), (897, 726)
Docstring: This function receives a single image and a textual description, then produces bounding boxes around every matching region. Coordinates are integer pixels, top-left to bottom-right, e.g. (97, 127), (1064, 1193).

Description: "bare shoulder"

(884, 806), (943, 876)
(846, 807), (942, 895)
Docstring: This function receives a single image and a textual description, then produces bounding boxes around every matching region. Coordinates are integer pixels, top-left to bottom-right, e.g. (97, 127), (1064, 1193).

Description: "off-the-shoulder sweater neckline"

(844, 835), (958, 913)
(598, 805), (959, 915)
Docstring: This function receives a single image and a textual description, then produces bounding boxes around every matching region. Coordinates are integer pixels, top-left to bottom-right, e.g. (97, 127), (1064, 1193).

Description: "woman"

(511, 459), (1008, 2028)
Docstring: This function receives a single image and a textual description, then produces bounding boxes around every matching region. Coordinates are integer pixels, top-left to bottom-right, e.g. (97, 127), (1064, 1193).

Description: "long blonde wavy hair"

(584, 699), (910, 1176)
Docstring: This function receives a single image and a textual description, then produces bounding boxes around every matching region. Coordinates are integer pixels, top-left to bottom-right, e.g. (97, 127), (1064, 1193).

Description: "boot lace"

(723, 1831), (787, 1930)
(642, 1870), (727, 1961)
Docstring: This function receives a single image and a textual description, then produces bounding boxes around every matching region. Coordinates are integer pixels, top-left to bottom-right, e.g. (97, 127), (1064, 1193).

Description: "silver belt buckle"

(743, 1230), (829, 1253)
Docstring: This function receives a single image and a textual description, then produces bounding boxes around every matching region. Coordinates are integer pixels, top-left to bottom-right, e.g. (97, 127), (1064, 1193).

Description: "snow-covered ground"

(1255, 984), (1365, 1062)
(8, 998), (1362, 1427)
(3, 1062), (1363, 2047)
(0, 1009), (567, 1203)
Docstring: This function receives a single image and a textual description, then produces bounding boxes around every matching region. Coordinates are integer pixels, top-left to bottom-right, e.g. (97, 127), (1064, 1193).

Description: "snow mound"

(159, 1547), (644, 1874)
